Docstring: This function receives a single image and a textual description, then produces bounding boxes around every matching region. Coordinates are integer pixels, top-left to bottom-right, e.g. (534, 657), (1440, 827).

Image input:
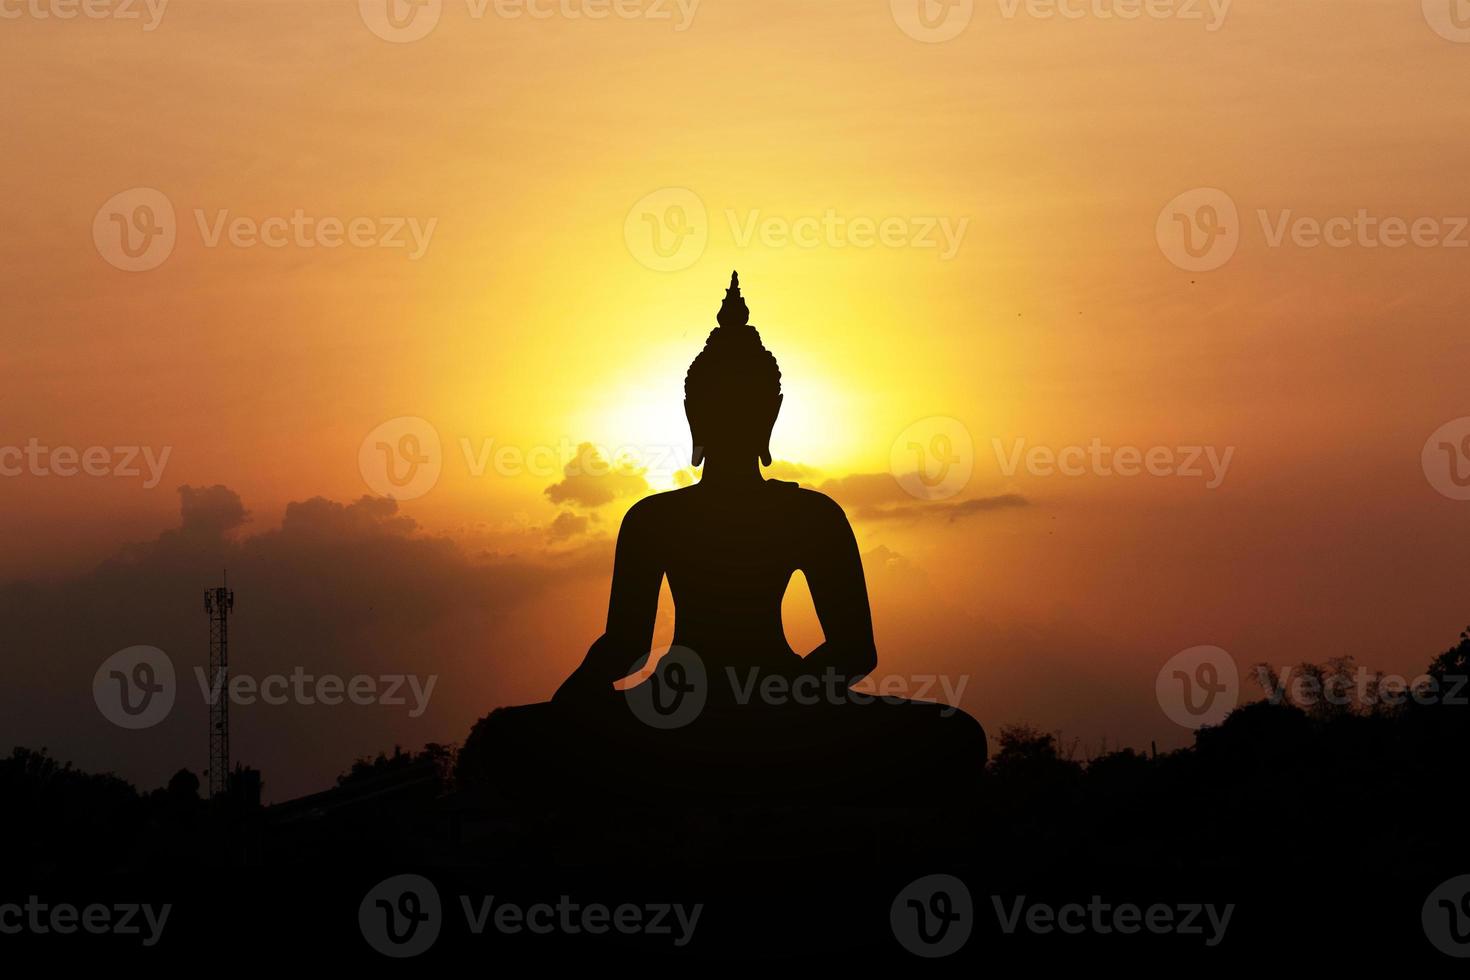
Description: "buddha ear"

(759, 393), (783, 467)
(684, 400), (705, 467)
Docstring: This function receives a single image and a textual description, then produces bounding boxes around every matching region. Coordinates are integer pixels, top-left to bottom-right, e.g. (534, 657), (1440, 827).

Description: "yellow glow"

(569, 342), (862, 490)
(3, 0), (1467, 742)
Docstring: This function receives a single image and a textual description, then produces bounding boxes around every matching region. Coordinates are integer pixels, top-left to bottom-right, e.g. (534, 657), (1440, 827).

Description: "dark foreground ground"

(1, 854), (1449, 967)
(5, 641), (1470, 967)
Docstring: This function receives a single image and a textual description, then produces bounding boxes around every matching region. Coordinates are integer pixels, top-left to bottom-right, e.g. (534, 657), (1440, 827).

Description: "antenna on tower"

(204, 571), (235, 799)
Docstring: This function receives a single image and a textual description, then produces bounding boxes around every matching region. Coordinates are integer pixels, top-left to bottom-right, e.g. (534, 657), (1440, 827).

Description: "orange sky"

(4, 0), (1470, 797)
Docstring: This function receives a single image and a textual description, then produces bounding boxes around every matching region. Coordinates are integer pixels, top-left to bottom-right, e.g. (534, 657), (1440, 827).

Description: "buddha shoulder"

(766, 480), (847, 520)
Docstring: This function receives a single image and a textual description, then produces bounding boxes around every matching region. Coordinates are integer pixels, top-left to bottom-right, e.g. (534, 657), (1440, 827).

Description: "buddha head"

(683, 272), (783, 468)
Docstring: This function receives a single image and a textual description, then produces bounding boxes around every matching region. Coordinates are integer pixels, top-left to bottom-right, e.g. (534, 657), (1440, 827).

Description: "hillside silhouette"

(7, 629), (1470, 965)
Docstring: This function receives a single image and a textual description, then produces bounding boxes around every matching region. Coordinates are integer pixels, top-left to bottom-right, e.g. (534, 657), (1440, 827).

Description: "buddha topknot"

(684, 271), (783, 408)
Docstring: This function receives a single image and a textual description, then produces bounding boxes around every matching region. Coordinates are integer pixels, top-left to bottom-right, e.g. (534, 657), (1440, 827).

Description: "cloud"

(858, 493), (1029, 523)
(662, 462), (1027, 523)
(862, 543), (926, 578)
(178, 484), (250, 536)
(815, 472), (1027, 523)
(548, 511), (590, 542)
(543, 442), (650, 509)
(0, 485), (608, 802)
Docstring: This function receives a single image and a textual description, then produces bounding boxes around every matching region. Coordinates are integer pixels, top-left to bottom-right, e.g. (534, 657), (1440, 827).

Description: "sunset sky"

(4, 0), (1470, 799)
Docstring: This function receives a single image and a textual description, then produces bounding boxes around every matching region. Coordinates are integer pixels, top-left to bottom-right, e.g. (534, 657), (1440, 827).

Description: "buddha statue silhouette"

(466, 273), (986, 807)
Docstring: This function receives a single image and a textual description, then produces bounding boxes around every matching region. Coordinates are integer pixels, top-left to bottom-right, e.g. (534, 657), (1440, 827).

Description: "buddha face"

(684, 391), (783, 468)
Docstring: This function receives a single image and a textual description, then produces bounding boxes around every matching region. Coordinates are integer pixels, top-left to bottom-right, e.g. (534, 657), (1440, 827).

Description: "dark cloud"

(548, 511), (590, 542)
(857, 493), (1028, 523)
(543, 442), (650, 509)
(178, 484), (250, 536)
(0, 486), (606, 802)
(816, 472), (1027, 523)
(861, 544), (925, 578)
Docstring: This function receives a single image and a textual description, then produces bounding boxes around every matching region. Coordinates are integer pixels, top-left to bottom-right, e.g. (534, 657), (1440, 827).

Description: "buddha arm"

(799, 495), (878, 689)
(554, 501), (662, 699)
